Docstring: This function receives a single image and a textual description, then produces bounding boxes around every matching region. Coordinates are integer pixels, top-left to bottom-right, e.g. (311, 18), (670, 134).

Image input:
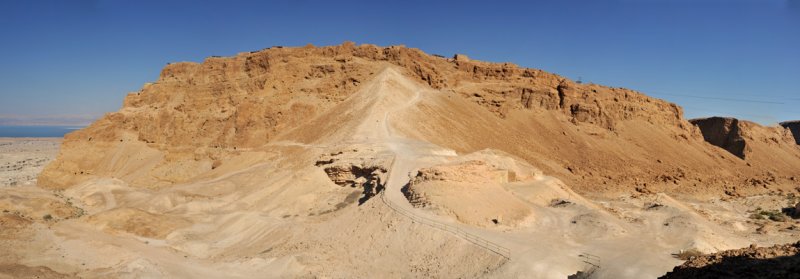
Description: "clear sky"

(1, 0), (798, 125)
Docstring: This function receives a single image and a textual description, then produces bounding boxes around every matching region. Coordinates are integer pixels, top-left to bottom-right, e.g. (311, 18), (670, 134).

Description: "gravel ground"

(0, 138), (60, 187)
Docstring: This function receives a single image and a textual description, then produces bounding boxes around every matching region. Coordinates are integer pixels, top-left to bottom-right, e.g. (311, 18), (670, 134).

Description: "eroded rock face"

(690, 117), (749, 159)
(315, 148), (390, 205)
(660, 242), (800, 279)
(321, 165), (386, 205)
(781, 121), (800, 145)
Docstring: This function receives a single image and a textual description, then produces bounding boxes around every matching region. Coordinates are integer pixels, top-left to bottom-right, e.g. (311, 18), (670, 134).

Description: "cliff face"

(39, 43), (800, 196)
(690, 117), (749, 159)
(690, 117), (800, 164)
(781, 121), (800, 145)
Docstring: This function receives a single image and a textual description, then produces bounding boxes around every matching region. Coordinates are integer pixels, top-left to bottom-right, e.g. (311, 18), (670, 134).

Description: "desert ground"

(2, 44), (800, 278)
(2, 124), (799, 278)
(0, 138), (60, 187)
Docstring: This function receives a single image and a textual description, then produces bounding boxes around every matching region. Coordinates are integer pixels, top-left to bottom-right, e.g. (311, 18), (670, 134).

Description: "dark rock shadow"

(660, 253), (800, 279)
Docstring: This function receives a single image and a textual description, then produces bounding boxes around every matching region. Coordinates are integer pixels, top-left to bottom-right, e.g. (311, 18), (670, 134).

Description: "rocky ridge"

(39, 43), (800, 197)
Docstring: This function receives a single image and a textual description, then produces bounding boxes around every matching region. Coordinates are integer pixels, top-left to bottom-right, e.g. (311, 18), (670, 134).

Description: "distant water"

(0, 126), (84, 138)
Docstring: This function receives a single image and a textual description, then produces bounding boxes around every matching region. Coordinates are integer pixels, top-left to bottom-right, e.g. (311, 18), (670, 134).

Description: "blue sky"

(0, 0), (798, 125)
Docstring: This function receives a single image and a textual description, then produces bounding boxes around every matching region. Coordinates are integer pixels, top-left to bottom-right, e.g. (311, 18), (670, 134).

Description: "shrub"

(751, 210), (788, 222)
(74, 208), (86, 218)
(768, 213), (787, 222)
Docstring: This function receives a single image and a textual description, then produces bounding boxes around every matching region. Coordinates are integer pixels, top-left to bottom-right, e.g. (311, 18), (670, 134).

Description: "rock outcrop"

(690, 117), (749, 159)
(781, 121), (800, 145)
(660, 242), (800, 279)
(315, 147), (391, 205)
(690, 118), (800, 169)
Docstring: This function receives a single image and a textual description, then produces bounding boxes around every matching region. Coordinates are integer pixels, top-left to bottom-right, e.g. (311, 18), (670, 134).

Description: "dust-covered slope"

(40, 43), (800, 197)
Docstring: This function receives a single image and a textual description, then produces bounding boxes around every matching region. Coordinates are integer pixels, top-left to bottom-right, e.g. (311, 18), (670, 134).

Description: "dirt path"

(372, 68), (529, 261)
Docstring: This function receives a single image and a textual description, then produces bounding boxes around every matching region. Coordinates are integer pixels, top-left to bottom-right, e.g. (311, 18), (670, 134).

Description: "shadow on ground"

(660, 253), (800, 279)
